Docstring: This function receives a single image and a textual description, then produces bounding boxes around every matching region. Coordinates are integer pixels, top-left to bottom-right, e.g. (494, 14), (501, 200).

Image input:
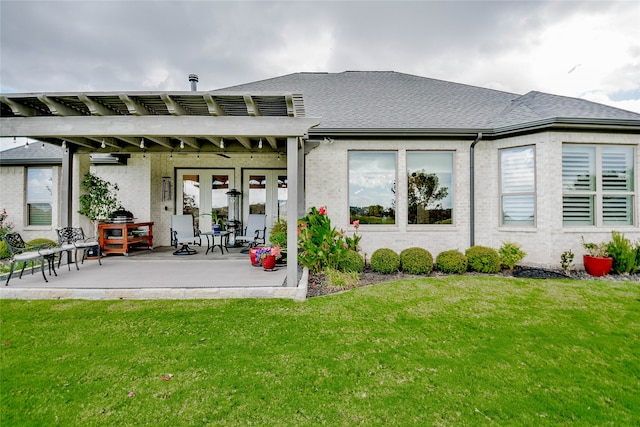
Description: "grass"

(1, 276), (639, 426)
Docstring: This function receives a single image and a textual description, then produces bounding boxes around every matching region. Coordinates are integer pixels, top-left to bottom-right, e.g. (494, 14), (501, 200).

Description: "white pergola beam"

(0, 96), (39, 116)
(203, 94), (226, 116)
(119, 94), (151, 115)
(161, 94), (191, 116)
(79, 94), (115, 116)
(0, 116), (321, 139)
(266, 136), (278, 150)
(236, 136), (252, 149)
(38, 95), (82, 116)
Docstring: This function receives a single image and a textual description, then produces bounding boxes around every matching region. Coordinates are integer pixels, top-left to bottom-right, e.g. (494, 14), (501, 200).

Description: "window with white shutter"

(26, 167), (53, 226)
(562, 145), (635, 226)
(500, 146), (535, 226)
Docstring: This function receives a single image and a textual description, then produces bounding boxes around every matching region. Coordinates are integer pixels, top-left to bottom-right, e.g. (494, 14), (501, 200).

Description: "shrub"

(269, 218), (287, 249)
(498, 241), (526, 270)
(337, 249), (365, 273)
(465, 246), (501, 273)
(26, 238), (58, 248)
(436, 250), (468, 274)
(297, 206), (348, 273)
(560, 250), (575, 275)
(370, 248), (400, 274)
(607, 231), (640, 274)
(0, 241), (9, 260)
(325, 268), (360, 290)
(400, 247), (433, 275)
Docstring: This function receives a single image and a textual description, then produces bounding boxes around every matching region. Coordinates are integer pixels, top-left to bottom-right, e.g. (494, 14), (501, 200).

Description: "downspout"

(469, 132), (483, 247)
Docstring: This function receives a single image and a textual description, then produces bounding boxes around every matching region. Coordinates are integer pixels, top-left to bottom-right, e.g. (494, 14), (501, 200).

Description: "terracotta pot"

(262, 255), (277, 270)
(583, 255), (613, 277)
(249, 247), (261, 266)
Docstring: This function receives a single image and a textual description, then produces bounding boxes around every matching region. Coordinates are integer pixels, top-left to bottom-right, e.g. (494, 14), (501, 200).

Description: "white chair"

(171, 215), (200, 255)
(236, 214), (266, 252)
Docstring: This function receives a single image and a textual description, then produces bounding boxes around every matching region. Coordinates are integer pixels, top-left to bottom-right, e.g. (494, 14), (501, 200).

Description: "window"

(26, 167), (53, 226)
(562, 145), (635, 226)
(500, 146), (536, 226)
(349, 151), (396, 224)
(407, 151), (454, 225)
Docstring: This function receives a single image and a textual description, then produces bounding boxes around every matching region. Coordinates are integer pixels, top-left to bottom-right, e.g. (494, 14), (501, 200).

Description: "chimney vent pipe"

(188, 74), (199, 91)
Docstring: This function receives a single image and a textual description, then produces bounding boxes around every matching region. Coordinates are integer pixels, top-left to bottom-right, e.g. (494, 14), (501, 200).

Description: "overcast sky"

(0, 0), (638, 149)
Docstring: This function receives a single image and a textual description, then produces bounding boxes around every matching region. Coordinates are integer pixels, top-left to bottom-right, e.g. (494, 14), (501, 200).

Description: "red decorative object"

(262, 255), (277, 270)
(583, 255), (613, 277)
(249, 247), (261, 266)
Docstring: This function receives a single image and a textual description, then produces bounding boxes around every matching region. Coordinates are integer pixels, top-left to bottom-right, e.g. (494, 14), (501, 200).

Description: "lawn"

(1, 276), (638, 426)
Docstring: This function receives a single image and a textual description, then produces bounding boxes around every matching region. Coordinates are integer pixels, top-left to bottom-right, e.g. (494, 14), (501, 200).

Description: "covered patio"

(0, 90), (321, 294)
(0, 246), (308, 300)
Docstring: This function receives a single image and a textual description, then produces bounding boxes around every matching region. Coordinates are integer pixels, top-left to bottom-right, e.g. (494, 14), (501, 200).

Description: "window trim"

(25, 166), (53, 227)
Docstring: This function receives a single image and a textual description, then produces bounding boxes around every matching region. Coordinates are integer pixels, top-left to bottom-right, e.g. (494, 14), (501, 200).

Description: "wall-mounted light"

(140, 138), (145, 149)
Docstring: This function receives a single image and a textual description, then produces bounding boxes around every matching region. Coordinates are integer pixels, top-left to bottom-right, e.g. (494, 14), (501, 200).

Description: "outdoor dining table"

(200, 230), (231, 255)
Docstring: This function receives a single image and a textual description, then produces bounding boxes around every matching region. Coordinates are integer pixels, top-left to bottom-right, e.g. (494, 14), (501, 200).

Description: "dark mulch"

(306, 265), (640, 298)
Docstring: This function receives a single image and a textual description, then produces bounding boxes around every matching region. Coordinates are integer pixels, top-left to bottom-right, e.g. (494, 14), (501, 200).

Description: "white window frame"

(499, 145), (536, 227)
(562, 144), (636, 227)
(26, 167), (53, 226)
(348, 151), (397, 226)
(406, 150), (455, 226)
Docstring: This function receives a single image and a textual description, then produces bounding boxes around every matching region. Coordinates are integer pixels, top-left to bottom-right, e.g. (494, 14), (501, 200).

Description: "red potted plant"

(581, 237), (613, 277)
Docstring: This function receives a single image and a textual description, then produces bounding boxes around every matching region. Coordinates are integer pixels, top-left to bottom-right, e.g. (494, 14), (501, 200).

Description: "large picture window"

(562, 144), (635, 226)
(407, 151), (453, 225)
(349, 151), (396, 224)
(26, 167), (53, 226)
(500, 146), (536, 226)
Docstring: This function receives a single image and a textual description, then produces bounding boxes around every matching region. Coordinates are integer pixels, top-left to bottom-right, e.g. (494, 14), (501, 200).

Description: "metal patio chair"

(56, 227), (102, 270)
(2, 232), (61, 286)
(236, 214), (266, 252)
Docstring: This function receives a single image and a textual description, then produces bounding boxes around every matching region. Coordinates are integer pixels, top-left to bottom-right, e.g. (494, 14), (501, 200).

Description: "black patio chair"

(2, 232), (61, 286)
(56, 227), (102, 270)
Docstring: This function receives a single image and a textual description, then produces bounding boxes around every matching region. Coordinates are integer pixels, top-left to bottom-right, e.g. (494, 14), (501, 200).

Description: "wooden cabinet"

(98, 222), (154, 255)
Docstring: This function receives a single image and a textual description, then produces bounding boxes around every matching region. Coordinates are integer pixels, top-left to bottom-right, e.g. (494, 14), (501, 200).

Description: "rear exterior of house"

(1, 71), (639, 269)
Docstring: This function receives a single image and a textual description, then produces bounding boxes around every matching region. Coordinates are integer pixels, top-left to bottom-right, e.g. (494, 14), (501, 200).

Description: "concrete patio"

(0, 246), (308, 301)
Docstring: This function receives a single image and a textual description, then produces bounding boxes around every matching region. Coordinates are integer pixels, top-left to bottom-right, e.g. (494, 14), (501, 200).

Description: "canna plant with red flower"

(297, 206), (348, 272)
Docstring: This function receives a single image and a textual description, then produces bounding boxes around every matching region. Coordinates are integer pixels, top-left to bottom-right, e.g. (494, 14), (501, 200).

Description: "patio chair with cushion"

(2, 232), (61, 286)
(236, 214), (266, 252)
(56, 227), (102, 271)
(171, 215), (200, 255)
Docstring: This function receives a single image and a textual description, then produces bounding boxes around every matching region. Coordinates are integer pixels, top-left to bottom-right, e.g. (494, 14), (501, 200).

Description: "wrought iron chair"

(2, 233), (61, 286)
(171, 215), (200, 255)
(56, 227), (102, 270)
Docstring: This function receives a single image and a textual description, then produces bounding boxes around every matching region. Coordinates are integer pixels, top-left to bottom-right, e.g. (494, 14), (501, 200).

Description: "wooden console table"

(98, 222), (154, 255)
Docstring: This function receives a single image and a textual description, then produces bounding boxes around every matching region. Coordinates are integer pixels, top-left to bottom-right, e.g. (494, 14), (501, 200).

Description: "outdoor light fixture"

(170, 152), (173, 160)
(140, 138), (145, 149)
(220, 138), (224, 149)
(180, 140), (185, 149)
(197, 152), (200, 160)
(101, 139), (106, 149)
(258, 138), (263, 149)
(62, 140), (67, 149)
(277, 152), (281, 161)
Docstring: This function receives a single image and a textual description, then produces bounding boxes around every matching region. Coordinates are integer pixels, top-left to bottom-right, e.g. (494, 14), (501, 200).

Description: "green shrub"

(268, 218), (287, 249)
(0, 240), (10, 259)
(607, 231), (640, 274)
(370, 248), (400, 274)
(498, 241), (526, 270)
(399, 247), (433, 275)
(436, 250), (468, 274)
(465, 246), (501, 273)
(325, 268), (360, 290)
(337, 249), (365, 273)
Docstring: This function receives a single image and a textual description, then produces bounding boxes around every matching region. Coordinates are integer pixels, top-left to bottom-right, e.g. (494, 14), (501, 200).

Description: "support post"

(286, 137), (299, 287)
(60, 146), (74, 227)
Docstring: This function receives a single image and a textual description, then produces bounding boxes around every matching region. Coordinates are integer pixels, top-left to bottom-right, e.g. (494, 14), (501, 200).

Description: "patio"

(0, 246), (308, 301)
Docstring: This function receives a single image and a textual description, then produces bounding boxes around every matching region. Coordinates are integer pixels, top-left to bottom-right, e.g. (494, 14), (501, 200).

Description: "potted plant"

(201, 209), (225, 232)
(581, 236), (613, 277)
(78, 172), (122, 235)
(254, 246), (282, 271)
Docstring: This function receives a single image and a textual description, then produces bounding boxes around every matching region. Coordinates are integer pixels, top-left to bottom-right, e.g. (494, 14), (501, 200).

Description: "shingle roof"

(0, 142), (62, 165)
(220, 71), (640, 135)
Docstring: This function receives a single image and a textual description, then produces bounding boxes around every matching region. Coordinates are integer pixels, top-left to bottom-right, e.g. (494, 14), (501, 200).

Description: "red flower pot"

(262, 255), (277, 270)
(249, 247), (261, 266)
(583, 255), (613, 277)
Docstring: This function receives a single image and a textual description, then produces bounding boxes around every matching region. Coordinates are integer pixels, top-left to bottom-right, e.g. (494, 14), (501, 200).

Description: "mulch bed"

(306, 265), (640, 298)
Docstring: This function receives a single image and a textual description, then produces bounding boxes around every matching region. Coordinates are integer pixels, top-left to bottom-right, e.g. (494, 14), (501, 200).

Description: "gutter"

(469, 132), (483, 247)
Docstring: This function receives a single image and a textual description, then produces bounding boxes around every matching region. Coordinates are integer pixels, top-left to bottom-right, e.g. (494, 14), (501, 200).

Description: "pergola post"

(286, 137), (299, 287)
(60, 146), (74, 227)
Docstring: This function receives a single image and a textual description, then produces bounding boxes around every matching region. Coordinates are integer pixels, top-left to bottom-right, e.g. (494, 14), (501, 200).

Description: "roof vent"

(188, 74), (199, 91)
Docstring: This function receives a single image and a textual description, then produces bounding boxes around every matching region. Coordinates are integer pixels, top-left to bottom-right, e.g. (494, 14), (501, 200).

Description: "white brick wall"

(304, 132), (640, 268)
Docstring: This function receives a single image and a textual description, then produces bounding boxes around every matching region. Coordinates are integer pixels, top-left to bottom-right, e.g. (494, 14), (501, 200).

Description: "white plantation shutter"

(563, 145), (635, 226)
(26, 167), (53, 226)
(500, 146), (535, 226)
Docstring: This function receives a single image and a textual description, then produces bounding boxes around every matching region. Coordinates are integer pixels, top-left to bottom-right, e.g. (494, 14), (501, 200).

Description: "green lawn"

(1, 277), (638, 426)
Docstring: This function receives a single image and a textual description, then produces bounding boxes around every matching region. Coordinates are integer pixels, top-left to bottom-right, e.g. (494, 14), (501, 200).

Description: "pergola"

(0, 91), (321, 287)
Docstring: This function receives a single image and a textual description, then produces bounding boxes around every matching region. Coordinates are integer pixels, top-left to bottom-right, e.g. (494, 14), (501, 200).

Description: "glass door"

(177, 169), (235, 232)
(243, 170), (287, 239)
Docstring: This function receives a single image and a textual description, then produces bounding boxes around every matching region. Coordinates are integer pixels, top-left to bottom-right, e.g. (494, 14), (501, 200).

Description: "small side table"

(200, 230), (231, 255)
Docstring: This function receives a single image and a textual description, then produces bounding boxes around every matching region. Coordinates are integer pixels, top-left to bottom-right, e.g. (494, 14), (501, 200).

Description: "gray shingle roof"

(220, 71), (640, 134)
(0, 142), (62, 165)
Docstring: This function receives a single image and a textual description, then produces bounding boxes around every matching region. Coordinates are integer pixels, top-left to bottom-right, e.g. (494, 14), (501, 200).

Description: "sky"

(1, 0), (639, 150)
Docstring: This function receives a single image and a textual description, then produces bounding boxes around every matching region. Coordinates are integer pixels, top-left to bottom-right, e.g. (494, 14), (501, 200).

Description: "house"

(1, 71), (639, 277)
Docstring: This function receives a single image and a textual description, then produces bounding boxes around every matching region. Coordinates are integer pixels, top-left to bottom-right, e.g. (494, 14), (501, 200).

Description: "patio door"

(177, 169), (235, 231)
(242, 170), (287, 238)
